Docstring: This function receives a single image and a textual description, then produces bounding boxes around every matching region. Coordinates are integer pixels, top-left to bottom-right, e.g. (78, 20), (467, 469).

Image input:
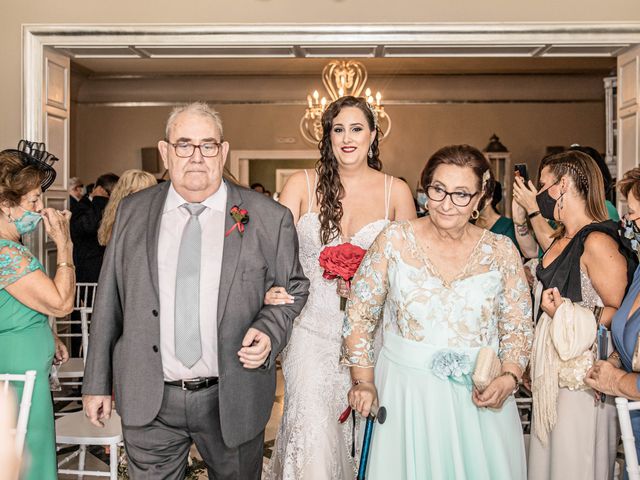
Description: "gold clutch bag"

(472, 347), (501, 392)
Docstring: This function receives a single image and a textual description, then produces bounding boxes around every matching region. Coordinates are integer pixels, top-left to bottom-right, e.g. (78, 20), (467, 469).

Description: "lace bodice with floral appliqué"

(294, 212), (389, 338)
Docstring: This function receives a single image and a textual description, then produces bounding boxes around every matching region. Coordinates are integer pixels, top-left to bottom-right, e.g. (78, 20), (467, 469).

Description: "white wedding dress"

(265, 171), (393, 480)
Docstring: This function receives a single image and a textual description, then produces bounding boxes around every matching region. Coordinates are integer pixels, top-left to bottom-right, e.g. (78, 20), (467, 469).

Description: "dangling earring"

(424, 200), (429, 211)
(471, 209), (479, 220)
(368, 146), (373, 159)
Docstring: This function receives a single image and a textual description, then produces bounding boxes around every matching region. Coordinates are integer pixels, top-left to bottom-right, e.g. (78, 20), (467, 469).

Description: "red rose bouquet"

(318, 243), (367, 310)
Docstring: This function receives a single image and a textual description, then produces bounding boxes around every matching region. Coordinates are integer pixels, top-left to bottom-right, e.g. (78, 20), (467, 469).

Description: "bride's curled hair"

(316, 96), (382, 245)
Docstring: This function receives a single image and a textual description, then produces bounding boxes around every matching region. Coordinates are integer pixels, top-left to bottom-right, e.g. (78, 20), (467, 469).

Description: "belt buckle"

(181, 377), (203, 391)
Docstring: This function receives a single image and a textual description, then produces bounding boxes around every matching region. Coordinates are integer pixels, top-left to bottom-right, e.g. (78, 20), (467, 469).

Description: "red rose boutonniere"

(225, 205), (249, 237)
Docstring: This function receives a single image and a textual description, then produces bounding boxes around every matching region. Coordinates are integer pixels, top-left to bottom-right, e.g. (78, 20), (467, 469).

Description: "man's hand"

(82, 395), (112, 427)
(237, 328), (272, 369)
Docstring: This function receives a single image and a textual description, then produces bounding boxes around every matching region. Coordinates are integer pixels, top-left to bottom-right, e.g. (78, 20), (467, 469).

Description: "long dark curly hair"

(316, 96), (382, 244)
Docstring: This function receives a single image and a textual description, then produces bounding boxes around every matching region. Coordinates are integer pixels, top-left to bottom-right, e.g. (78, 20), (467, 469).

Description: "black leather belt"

(165, 376), (219, 391)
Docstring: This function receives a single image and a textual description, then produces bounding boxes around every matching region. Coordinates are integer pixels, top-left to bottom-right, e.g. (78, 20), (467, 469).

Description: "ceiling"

(70, 56), (616, 77)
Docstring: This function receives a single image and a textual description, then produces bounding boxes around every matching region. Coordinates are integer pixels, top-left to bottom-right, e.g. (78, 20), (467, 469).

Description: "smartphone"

(514, 164), (529, 183)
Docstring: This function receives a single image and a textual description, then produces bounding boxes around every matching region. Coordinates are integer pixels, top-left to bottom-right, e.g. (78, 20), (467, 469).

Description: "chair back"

(75, 283), (98, 310)
(616, 396), (640, 480)
(0, 370), (37, 457)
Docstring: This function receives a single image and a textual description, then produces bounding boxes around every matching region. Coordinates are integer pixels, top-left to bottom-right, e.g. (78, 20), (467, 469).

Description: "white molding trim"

(229, 149), (318, 186)
(23, 22), (640, 140)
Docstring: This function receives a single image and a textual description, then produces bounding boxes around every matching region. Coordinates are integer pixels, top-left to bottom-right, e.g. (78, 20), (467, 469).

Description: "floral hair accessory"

(364, 101), (378, 129)
(481, 169), (491, 192)
(431, 349), (473, 390)
(225, 205), (249, 237)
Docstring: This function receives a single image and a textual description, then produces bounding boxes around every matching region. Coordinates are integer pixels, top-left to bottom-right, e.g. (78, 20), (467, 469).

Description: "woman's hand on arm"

(264, 286), (294, 305)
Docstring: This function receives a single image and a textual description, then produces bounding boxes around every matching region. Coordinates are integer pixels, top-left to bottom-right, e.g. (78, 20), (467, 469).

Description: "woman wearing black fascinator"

(0, 140), (76, 479)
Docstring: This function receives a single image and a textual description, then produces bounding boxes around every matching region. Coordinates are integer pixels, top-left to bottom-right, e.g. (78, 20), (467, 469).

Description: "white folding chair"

(0, 370), (37, 458)
(56, 307), (123, 479)
(54, 307), (92, 416)
(615, 397), (640, 480)
(56, 410), (123, 480)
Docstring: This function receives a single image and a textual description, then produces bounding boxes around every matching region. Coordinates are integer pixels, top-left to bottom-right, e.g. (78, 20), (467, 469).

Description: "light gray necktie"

(175, 203), (207, 368)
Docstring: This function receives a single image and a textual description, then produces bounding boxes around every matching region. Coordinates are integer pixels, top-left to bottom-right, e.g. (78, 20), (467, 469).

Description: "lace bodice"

(295, 212), (389, 340)
(341, 221), (534, 370)
(0, 240), (41, 288)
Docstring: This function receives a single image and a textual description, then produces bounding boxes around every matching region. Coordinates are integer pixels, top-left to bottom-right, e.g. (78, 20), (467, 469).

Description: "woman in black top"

(527, 150), (636, 480)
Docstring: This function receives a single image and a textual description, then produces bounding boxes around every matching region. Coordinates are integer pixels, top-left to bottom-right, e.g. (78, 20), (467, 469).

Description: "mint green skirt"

(365, 333), (526, 480)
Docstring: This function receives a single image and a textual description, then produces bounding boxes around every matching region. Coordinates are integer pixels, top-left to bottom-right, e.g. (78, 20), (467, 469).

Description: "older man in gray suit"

(82, 102), (309, 479)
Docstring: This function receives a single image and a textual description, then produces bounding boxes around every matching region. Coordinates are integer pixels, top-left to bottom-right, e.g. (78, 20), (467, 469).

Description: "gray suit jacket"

(83, 180), (309, 447)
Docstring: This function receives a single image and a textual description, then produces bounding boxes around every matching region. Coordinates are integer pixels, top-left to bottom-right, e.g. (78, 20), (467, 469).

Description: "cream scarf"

(530, 298), (597, 444)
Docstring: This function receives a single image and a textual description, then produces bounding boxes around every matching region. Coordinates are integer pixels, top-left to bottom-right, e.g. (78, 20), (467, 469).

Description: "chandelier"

(299, 60), (392, 145)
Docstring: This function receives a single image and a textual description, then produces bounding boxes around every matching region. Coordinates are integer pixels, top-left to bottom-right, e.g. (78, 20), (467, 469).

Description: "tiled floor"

(57, 367), (285, 479)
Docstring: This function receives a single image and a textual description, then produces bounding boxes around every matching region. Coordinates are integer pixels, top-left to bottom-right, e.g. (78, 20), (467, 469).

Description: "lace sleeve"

(340, 225), (393, 368)
(0, 243), (40, 290)
(496, 238), (534, 371)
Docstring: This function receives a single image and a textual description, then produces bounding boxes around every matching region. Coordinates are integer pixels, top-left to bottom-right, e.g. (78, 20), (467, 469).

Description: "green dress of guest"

(490, 216), (522, 255)
(0, 239), (56, 480)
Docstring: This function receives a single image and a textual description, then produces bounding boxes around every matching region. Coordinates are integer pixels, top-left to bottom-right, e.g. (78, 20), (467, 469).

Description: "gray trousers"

(122, 383), (264, 480)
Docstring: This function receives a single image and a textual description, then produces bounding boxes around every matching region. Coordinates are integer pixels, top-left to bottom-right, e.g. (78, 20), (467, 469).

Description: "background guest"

(585, 166), (640, 467)
(527, 150), (636, 480)
(71, 172), (119, 282)
(68, 176), (84, 213)
(475, 178), (520, 253)
(97, 169), (157, 246)
(0, 143), (75, 480)
(513, 146), (619, 259)
(343, 144), (532, 479)
(250, 182), (265, 193)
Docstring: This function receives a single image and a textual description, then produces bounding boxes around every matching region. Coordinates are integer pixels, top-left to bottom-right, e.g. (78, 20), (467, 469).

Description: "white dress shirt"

(158, 182), (226, 381)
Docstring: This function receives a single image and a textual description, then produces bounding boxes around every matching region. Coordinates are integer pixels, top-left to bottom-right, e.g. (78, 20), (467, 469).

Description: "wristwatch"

(528, 210), (541, 219)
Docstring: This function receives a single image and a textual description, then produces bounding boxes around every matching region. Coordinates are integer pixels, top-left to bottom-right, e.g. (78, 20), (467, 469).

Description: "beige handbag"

(472, 347), (501, 392)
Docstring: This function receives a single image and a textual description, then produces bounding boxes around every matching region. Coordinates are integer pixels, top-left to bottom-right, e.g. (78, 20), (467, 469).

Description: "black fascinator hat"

(3, 140), (58, 191)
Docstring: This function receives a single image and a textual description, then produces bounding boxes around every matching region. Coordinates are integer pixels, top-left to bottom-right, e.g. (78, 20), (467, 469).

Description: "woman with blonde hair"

(98, 169), (157, 246)
(527, 151), (637, 480)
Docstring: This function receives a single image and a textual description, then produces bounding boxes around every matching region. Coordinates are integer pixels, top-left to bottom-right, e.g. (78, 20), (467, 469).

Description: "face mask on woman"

(536, 181), (560, 220)
(12, 207), (42, 235)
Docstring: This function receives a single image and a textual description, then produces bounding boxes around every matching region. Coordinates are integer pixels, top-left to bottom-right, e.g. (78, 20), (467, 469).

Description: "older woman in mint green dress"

(0, 142), (75, 480)
(343, 145), (533, 480)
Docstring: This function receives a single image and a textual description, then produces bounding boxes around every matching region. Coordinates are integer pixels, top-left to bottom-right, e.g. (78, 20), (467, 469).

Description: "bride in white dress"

(264, 96), (416, 479)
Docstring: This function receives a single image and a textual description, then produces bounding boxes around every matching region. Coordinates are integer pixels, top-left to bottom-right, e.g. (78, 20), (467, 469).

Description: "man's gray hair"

(69, 177), (82, 189)
(165, 102), (224, 140)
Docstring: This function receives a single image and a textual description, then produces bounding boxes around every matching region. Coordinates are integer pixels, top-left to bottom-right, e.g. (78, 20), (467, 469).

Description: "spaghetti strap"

(303, 170), (312, 214)
(384, 175), (394, 220)
(304, 170), (318, 214)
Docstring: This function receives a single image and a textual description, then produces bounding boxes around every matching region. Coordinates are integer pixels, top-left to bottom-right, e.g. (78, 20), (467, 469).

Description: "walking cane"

(338, 404), (388, 479)
(357, 405), (387, 480)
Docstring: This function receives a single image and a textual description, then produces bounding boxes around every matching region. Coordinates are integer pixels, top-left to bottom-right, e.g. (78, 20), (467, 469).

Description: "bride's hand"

(336, 278), (350, 298)
(348, 381), (378, 418)
(264, 286), (294, 305)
